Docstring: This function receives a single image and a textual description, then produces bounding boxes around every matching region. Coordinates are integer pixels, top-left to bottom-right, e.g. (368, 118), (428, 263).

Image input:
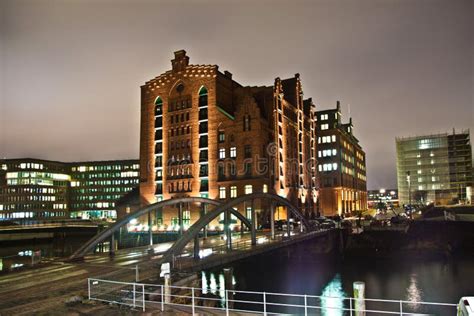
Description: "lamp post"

(379, 188), (386, 213)
(406, 171), (412, 218)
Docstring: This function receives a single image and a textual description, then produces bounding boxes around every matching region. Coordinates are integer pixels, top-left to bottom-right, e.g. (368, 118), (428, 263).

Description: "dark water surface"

(202, 239), (473, 315)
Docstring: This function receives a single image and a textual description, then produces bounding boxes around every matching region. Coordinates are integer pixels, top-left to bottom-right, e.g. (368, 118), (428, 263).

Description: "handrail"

(87, 277), (458, 315)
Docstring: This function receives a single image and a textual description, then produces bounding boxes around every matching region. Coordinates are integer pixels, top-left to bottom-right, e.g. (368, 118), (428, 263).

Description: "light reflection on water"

(406, 273), (422, 310)
(321, 274), (346, 316)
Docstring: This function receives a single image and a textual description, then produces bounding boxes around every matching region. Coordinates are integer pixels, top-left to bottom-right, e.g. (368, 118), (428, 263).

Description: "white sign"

(160, 262), (170, 277)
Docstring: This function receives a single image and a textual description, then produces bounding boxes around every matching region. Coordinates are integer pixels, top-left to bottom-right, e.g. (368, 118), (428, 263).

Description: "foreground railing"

(87, 278), (457, 315)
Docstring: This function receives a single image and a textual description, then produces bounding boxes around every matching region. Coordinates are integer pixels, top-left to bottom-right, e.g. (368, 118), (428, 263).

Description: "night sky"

(1, 0), (473, 190)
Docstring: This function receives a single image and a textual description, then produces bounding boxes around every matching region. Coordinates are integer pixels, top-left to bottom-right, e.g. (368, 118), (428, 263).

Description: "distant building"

(315, 102), (368, 216)
(367, 189), (399, 208)
(396, 129), (473, 206)
(0, 158), (139, 220)
(68, 160), (140, 219)
(139, 50), (318, 228)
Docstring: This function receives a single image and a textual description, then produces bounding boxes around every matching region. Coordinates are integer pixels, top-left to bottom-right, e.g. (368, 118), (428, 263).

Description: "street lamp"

(406, 171), (412, 218)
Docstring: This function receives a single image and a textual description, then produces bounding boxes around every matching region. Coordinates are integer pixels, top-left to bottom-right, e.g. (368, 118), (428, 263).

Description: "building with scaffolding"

(396, 129), (472, 206)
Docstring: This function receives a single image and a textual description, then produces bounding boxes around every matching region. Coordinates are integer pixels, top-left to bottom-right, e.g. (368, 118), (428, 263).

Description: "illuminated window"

(219, 148), (226, 159)
(263, 184), (268, 193)
(321, 124), (329, 130)
(331, 135), (336, 142)
(230, 147), (236, 158)
(230, 186), (237, 198)
(219, 186), (226, 199)
(246, 207), (252, 219)
(245, 185), (253, 194)
(333, 163), (338, 170)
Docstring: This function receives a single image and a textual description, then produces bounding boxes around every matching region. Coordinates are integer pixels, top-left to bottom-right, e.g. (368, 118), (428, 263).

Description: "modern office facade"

(367, 189), (399, 208)
(315, 102), (368, 216)
(396, 130), (472, 205)
(139, 50), (318, 228)
(0, 158), (139, 220)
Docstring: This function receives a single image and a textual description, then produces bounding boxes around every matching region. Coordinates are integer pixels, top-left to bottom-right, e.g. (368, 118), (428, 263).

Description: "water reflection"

(406, 273), (422, 310)
(321, 274), (346, 316)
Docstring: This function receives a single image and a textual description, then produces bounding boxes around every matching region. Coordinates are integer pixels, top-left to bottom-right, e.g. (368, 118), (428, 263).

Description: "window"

(246, 207), (252, 219)
(244, 145), (252, 158)
(155, 97), (163, 115)
(320, 114), (328, 120)
(218, 131), (225, 143)
(198, 86), (208, 107)
(321, 124), (329, 130)
(332, 149), (337, 155)
(218, 165), (225, 179)
(331, 135), (336, 142)
(230, 186), (237, 198)
(219, 148), (226, 159)
(245, 163), (252, 176)
(333, 163), (338, 170)
(219, 186), (226, 199)
(263, 184), (268, 193)
(230, 147), (236, 158)
(245, 185), (253, 194)
(243, 115), (251, 131)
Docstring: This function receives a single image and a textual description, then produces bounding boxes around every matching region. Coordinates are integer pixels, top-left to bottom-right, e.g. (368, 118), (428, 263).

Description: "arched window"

(155, 97), (163, 115)
(198, 86), (208, 107)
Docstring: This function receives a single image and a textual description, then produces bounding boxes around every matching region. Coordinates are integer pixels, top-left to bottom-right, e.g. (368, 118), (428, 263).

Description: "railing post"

(135, 265), (139, 282)
(225, 290), (229, 316)
(133, 283), (136, 308)
(350, 297), (353, 316)
(88, 279), (91, 300)
(263, 292), (267, 316)
(192, 287), (195, 315)
(400, 300), (403, 315)
(304, 294), (307, 316)
(161, 284), (164, 311)
(142, 284), (145, 312)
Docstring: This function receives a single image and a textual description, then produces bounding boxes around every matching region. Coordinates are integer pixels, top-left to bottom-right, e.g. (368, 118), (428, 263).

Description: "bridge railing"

(87, 278), (458, 315)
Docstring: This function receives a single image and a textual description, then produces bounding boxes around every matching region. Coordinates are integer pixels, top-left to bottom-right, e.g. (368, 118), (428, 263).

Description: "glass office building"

(396, 130), (472, 205)
(0, 158), (139, 220)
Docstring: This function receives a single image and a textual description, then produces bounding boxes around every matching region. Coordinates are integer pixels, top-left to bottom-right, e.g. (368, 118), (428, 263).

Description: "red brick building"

(316, 102), (368, 216)
(139, 50), (319, 228)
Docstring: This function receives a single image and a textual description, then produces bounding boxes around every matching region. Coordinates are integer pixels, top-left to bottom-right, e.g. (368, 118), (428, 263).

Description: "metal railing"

(87, 278), (458, 315)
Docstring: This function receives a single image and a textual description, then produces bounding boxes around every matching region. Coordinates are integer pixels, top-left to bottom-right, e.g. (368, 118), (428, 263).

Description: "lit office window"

(333, 163), (338, 170)
(246, 207), (252, 219)
(219, 186), (226, 199)
(321, 124), (329, 130)
(230, 147), (236, 158)
(331, 135), (336, 142)
(229, 186), (237, 198)
(245, 185), (253, 194)
(263, 184), (268, 193)
(219, 148), (226, 159)
(332, 149), (337, 155)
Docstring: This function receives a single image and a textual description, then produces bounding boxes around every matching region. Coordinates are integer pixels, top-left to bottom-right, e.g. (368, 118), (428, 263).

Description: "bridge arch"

(160, 192), (311, 263)
(69, 197), (251, 260)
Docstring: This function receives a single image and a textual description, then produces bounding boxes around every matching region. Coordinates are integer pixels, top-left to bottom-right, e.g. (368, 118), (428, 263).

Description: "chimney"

(336, 100), (341, 110)
(224, 70), (233, 79)
(171, 50), (189, 72)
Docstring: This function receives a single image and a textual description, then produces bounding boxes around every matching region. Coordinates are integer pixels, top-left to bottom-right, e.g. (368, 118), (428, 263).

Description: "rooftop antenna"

(348, 103), (351, 118)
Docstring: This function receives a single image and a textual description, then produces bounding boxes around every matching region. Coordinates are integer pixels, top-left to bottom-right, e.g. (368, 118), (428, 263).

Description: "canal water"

(202, 239), (473, 315)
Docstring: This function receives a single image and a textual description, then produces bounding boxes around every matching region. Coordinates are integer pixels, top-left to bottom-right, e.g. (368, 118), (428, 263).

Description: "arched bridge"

(69, 193), (311, 262)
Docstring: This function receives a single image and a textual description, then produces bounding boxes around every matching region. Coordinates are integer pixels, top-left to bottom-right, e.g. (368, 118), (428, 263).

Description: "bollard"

(353, 281), (366, 316)
(223, 267), (234, 310)
(164, 273), (171, 309)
